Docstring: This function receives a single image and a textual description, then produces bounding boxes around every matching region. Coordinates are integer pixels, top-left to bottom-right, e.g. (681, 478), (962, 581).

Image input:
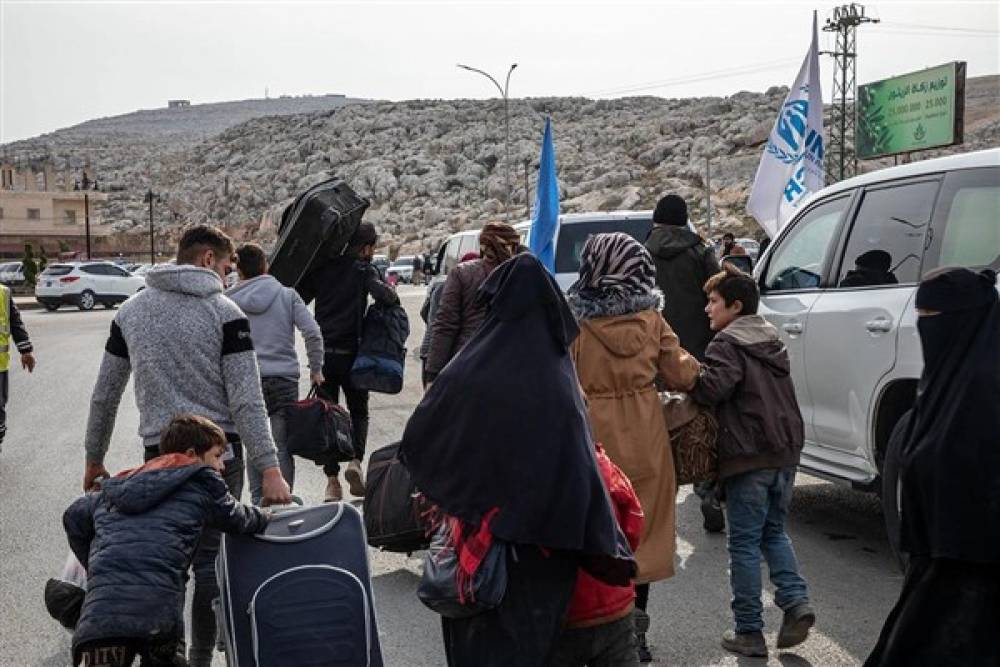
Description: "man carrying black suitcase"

(296, 222), (399, 501)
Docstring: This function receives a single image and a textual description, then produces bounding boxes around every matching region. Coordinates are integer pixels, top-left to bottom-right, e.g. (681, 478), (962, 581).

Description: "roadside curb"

(13, 298), (41, 312)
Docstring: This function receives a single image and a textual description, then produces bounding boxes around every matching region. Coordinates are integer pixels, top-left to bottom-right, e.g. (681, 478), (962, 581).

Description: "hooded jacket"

(690, 315), (804, 480)
(227, 274), (324, 380)
(644, 225), (720, 361)
(571, 307), (699, 582)
(84, 265), (279, 473)
(63, 453), (267, 651)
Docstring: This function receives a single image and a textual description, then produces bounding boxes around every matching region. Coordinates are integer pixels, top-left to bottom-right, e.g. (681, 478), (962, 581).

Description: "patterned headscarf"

(568, 232), (661, 319)
(479, 223), (520, 264)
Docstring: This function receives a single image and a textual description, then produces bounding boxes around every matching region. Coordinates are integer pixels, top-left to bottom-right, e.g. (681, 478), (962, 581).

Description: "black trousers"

(319, 351), (369, 475)
(0, 371), (8, 445)
(74, 636), (185, 667)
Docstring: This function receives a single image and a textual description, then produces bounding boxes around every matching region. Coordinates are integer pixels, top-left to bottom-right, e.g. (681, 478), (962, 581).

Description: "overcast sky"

(1, 1), (997, 143)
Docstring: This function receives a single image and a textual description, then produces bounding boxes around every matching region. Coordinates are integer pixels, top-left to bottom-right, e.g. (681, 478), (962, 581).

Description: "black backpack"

(363, 443), (430, 553)
(350, 302), (410, 394)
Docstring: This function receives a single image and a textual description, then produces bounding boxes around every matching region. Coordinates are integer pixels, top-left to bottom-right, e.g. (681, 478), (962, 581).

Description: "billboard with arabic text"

(856, 62), (965, 160)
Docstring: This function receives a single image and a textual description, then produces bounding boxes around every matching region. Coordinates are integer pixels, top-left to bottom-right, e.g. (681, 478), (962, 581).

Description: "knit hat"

(653, 194), (688, 226)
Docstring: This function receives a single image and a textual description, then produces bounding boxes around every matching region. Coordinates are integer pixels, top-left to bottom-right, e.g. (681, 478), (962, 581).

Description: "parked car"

(372, 254), (390, 278)
(0, 262), (25, 287)
(753, 148), (999, 559)
(388, 256), (415, 284)
(735, 237), (761, 261)
(35, 262), (146, 311)
(430, 211), (679, 292)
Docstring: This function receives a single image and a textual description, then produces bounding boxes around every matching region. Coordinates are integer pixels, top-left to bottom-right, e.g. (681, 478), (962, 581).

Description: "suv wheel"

(881, 410), (912, 571)
(78, 290), (96, 311)
(43, 303), (59, 312)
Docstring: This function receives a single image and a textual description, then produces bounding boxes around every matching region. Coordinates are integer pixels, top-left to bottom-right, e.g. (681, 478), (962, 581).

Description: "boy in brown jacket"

(690, 267), (815, 658)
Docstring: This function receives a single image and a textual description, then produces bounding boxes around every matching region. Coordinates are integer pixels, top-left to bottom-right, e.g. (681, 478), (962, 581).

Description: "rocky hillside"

(3, 77), (997, 254)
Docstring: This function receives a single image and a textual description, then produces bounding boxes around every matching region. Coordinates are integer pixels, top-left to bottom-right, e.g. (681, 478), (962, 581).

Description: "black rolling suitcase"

(269, 178), (369, 288)
(216, 502), (383, 666)
(364, 443), (429, 553)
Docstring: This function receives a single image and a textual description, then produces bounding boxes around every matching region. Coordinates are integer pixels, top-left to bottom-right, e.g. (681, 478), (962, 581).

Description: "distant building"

(168, 99), (191, 109)
(0, 162), (113, 259)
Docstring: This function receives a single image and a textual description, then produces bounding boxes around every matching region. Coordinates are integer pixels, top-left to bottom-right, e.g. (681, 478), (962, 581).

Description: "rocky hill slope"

(3, 77), (997, 254)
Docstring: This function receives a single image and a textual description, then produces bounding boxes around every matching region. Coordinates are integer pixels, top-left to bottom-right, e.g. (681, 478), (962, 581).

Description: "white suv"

(754, 148), (999, 554)
(35, 262), (145, 311)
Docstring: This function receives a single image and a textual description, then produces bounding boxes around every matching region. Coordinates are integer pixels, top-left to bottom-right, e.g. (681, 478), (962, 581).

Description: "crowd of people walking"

(6, 187), (988, 666)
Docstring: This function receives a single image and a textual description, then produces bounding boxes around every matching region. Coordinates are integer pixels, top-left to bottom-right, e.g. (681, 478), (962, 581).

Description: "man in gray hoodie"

(229, 242), (325, 504)
(82, 224), (291, 667)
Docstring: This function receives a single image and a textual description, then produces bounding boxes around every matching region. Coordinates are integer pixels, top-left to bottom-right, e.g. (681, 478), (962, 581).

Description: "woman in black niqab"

(401, 253), (635, 667)
(866, 267), (1000, 667)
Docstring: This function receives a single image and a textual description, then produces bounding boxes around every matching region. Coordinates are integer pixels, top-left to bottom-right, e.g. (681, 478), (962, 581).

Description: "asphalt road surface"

(1, 286), (902, 666)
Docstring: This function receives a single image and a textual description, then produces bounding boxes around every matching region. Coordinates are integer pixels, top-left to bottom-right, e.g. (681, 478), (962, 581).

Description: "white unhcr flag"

(748, 11), (825, 238)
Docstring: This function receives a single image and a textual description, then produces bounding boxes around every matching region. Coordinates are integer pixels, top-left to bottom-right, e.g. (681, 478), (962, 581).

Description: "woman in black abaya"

(401, 253), (636, 667)
(866, 267), (1000, 667)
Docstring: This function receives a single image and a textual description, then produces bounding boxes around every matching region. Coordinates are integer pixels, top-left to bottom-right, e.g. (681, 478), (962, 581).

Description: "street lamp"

(457, 62), (517, 220)
(144, 189), (162, 264)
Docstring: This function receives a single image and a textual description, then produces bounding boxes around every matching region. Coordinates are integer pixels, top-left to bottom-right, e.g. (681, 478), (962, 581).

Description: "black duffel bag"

(284, 387), (355, 465)
(363, 443), (429, 553)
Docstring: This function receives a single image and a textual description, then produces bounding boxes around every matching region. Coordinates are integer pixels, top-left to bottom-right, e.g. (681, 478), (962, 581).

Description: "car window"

(458, 234), (478, 260)
(43, 265), (74, 276)
(554, 219), (653, 274)
(836, 180), (938, 287)
(764, 197), (849, 291)
(928, 167), (1000, 271)
(443, 236), (462, 275)
(108, 266), (130, 277)
(80, 265), (108, 275)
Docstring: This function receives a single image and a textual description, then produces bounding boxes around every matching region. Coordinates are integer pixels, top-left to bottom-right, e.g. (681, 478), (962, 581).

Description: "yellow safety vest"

(0, 283), (10, 372)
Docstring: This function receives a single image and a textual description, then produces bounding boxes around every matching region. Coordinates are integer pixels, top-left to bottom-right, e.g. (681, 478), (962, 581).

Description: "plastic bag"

(44, 551), (87, 630)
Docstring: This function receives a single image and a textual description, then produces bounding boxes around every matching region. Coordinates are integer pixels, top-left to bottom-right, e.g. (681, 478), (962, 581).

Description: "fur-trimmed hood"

(567, 289), (663, 321)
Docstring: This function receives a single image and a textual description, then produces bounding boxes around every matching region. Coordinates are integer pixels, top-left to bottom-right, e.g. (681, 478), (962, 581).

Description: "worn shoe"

(721, 630), (768, 658)
(633, 608), (652, 662)
(324, 476), (343, 502)
(345, 459), (366, 497)
(777, 603), (816, 649)
(701, 495), (725, 533)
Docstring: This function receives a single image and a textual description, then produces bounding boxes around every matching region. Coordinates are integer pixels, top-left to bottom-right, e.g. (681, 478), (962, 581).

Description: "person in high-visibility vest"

(0, 283), (36, 452)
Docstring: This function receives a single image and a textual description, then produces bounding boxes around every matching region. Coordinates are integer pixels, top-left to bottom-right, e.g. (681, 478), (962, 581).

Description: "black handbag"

(417, 522), (508, 618)
(363, 443), (430, 553)
(284, 386), (355, 465)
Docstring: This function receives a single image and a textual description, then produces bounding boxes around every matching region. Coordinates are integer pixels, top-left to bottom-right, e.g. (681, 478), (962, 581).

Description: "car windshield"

(554, 219), (654, 274)
(42, 265), (74, 276)
(391, 258), (413, 267)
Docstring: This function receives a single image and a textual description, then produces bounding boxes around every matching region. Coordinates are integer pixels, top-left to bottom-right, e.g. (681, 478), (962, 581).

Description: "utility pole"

(705, 157), (713, 238)
(523, 160), (530, 218)
(84, 193), (91, 260)
(145, 189), (160, 264)
(457, 62), (518, 221)
(822, 4), (878, 182)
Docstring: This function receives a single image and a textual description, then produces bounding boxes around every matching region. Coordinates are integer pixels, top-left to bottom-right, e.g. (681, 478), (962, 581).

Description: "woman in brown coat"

(424, 222), (520, 383)
(568, 232), (699, 663)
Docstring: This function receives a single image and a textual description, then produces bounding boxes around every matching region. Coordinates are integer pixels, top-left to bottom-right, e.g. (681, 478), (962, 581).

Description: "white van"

(432, 212), (662, 291)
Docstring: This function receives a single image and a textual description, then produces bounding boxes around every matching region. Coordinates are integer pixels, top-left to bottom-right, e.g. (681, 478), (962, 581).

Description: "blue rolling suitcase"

(216, 502), (383, 666)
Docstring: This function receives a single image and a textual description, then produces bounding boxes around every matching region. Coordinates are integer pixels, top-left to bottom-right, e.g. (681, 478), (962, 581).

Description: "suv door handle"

(865, 317), (893, 333)
(782, 321), (804, 335)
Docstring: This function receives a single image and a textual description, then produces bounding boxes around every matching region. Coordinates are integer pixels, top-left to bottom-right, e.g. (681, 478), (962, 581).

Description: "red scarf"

(443, 507), (500, 605)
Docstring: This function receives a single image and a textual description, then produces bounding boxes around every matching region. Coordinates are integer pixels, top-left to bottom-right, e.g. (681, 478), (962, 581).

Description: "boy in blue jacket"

(64, 415), (268, 667)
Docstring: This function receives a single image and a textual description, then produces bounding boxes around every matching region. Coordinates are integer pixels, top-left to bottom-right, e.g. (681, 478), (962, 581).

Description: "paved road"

(1, 287), (902, 666)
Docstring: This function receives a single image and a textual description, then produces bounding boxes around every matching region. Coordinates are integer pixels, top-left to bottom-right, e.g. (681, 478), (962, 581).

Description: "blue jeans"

(248, 376), (298, 505)
(723, 467), (809, 633)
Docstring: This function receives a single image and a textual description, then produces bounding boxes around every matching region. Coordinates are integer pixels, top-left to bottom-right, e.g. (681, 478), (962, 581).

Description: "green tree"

(22, 243), (38, 287)
(38, 246), (48, 273)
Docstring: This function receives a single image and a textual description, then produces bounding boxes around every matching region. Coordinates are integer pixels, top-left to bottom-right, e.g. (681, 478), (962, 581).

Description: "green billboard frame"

(856, 61), (966, 160)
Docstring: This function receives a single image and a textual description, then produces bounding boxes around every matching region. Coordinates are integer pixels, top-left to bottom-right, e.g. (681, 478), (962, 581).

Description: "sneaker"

(345, 459), (366, 497)
(777, 603), (816, 649)
(701, 495), (725, 533)
(324, 476), (343, 502)
(721, 630), (767, 658)
(633, 608), (652, 663)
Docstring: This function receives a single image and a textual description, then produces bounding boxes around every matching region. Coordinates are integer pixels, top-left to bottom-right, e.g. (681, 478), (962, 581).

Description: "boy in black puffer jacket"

(64, 415), (268, 667)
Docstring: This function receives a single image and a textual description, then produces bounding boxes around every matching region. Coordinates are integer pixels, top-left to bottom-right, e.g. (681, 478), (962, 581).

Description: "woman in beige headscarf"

(424, 223), (520, 383)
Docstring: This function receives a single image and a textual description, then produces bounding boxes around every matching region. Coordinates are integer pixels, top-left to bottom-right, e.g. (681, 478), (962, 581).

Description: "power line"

(582, 57), (801, 97)
(879, 20), (999, 35)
